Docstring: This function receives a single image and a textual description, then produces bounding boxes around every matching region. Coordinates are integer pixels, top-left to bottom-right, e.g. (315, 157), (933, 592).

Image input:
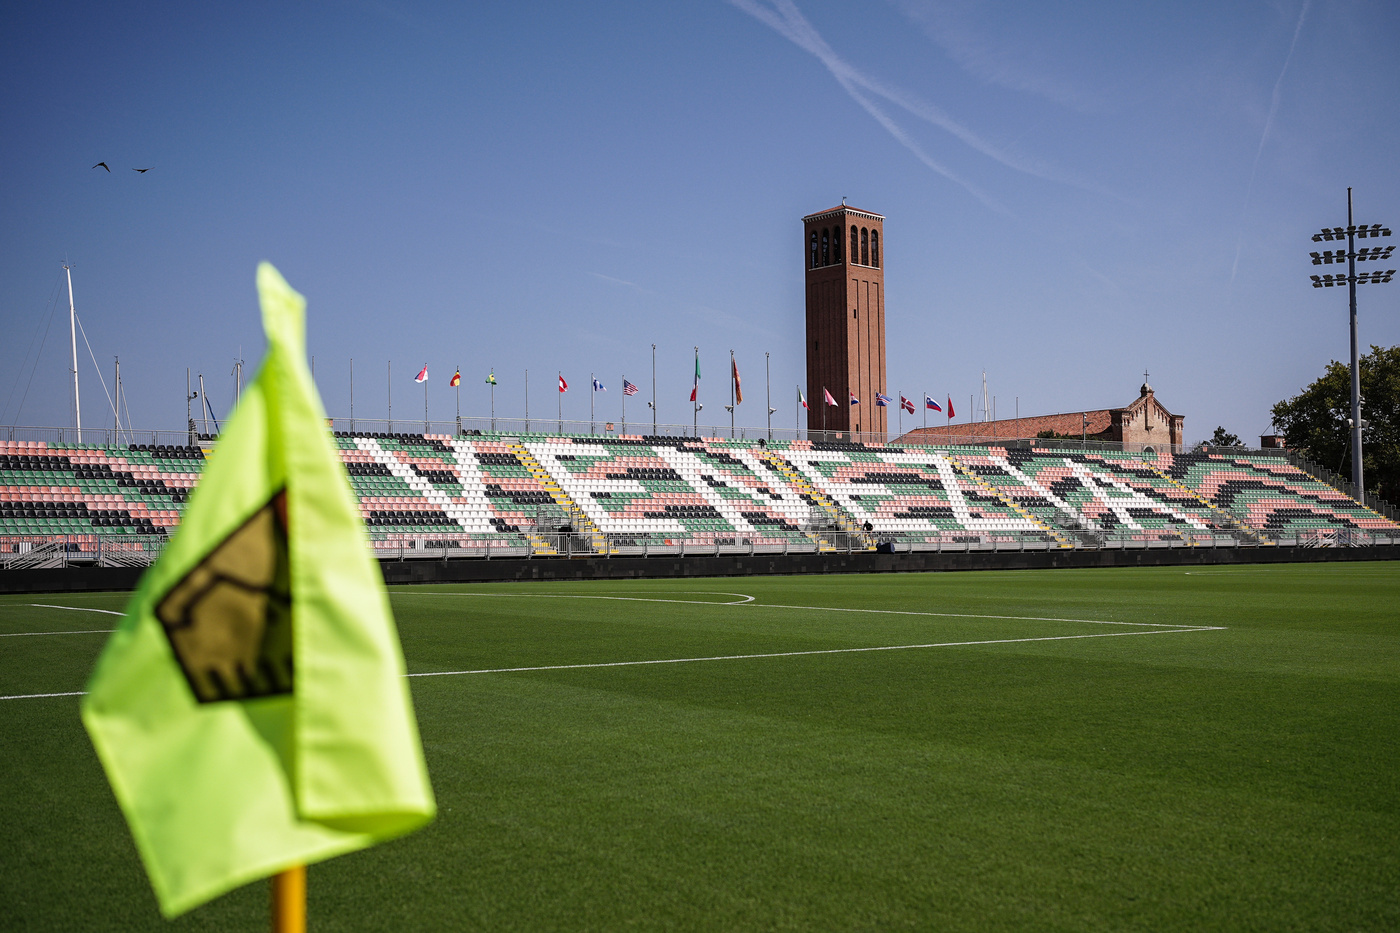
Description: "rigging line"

(5, 273), (65, 426)
(120, 377), (135, 445)
(74, 313), (118, 429)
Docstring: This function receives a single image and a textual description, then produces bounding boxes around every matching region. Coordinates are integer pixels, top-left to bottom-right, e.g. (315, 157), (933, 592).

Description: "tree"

(1271, 345), (1400, 504)
(1209, 426), (1242, 447)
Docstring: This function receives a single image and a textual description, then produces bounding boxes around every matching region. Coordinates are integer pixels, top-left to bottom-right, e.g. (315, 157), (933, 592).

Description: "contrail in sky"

(726, 0), (1074, 213)
(1231, 0), (1310, 285)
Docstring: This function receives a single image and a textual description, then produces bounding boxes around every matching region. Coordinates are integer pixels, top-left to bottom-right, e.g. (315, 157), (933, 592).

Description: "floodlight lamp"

(1310, 252), (1323, 264)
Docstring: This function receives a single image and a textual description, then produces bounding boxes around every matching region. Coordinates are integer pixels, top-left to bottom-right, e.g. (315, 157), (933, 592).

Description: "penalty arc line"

(420, 591), (1201, 628)
(0, 626), (1227, 701)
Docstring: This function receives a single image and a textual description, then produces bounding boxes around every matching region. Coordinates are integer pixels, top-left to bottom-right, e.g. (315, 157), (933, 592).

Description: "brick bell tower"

(803, 202), (887, 436)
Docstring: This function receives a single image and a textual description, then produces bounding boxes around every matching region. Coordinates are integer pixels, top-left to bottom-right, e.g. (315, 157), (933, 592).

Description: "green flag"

(82, 264), (435, 918)
(485, 371), (496, 385)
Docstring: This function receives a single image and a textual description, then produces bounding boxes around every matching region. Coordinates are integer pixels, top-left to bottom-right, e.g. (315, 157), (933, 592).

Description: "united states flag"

(623, 379), (639, 396)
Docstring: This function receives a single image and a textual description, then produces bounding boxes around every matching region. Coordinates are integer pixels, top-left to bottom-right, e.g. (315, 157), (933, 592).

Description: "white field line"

(408, 626), (1224, 680)
(415, 591), (1204, 629)
(1, 630), (115, 637)
(30, 604), (123, 615)
(0, 594), (1226, 701)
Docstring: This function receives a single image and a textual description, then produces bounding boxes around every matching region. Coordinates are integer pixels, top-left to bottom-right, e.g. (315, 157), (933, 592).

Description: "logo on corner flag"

(154, 492), (292, 704)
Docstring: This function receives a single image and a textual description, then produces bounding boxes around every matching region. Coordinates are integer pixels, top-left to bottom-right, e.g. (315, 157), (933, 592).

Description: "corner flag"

(81, 264), (435, 918)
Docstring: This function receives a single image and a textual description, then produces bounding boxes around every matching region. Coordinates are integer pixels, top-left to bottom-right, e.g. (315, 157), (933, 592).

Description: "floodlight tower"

(1309, 188), (1394, 503)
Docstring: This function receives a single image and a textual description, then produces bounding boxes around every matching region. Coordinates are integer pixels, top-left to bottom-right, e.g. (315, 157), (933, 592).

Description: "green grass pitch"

(2, 563), (1397, 931)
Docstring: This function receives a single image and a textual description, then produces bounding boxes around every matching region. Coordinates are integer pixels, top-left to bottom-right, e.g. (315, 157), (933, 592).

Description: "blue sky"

(2, 0), (1397, 443)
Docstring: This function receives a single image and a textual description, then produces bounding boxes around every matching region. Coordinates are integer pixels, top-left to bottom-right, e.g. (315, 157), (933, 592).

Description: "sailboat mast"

(65, 265), (82, 441)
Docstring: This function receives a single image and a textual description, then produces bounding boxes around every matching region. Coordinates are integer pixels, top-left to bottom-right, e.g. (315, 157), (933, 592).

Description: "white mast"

(981, 371), (989, 423)
(65, 265), (82, 441)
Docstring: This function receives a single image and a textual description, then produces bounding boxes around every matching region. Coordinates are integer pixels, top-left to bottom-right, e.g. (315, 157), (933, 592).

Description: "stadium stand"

(1169, 450), (1400, 541)
(3, 433), (1398, 566)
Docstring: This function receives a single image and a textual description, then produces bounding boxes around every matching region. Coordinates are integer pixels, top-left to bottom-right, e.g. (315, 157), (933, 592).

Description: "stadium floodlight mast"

(1309, 187), (1393, 503)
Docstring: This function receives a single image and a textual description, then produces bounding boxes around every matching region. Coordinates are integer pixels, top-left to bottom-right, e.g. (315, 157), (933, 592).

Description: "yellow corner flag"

(81, 264), (435, 918)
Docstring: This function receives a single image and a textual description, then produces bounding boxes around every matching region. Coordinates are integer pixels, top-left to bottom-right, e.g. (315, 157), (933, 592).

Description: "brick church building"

(895, 380), (1185, 451)
(802, 200), (1184, 449)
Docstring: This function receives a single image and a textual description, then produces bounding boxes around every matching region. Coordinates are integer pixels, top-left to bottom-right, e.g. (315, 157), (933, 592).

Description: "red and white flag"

(558, 374), (568, 393)
(946, 396), (955, 418)
(731, 356), (743, 405)
(900, 394), (915, 414)
(414, 365), (428, 383)
(823, 387), (838, 407)
(800, 389), (808, 410)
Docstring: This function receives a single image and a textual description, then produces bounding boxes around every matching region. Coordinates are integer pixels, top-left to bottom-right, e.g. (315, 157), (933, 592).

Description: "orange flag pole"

(271, 866), (306, 933)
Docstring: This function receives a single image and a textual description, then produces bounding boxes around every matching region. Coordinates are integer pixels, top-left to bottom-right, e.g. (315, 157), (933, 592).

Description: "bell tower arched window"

(870, 230), (879, 268)
(821, 228), (830, 265)
(833, 227), (842, 263)
(850, 226), (859, 265)
(860, 228), (869, 266)
(810, 231), (818, 269)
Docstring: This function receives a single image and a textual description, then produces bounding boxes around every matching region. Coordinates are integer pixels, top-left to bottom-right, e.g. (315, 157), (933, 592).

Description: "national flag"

(593, 378), (606, 392)
(622, 379), (639, 396)
(485, 371), (496, 385)
(875, 392), (891, 407)
(947, 397), (955, 418)
(414, 365), (428, 383)
(81, 264), (434, 918)
(558, 374), (568, 393)
(850, 391), (859, 406)
(900, 395), (915, 414)
(800, 389), (808, 410)
(690, 351), (701, 402)
(823, 387), (837, 407)
(449, 370), (461, 388)
(925, 395), (941, 412)
(731, 357), (743, 404)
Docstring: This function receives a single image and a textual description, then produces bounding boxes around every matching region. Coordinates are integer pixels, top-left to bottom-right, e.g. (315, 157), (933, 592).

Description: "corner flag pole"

(271, 865), (306, 933)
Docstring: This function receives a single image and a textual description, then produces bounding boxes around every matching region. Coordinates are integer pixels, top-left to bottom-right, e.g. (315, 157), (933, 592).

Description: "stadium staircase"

(758, 451), (874, 551)
(508, 442), (610, 555)
(947, 456), (1072, 548)
(1143, 463), (1265, 545)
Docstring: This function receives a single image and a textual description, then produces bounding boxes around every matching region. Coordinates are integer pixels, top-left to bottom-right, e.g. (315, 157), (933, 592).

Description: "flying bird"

(92, 162), (110, 172)
(133, 167), (152, 173)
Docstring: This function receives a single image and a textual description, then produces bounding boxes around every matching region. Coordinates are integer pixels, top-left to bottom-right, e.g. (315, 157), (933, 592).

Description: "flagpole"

(621, 376), (626, 433)
(651, 344), (657, 435)
(898, 390), (902, 436)
(525, 369), (529, 433)
(590, 372), (595, 435)
(455, 370), (460, 435)
(923, 393), (926, 431)
(765, 352), (772, 441)
(349, 358), (355, 433)
(271, 865), (306, 933)
(387, 360), (392, 434)
(692, 347), (699, 438)
(796, 385), (800, 438)
(490, 373), (495, 433)
(728, 350), (735, 439)
(558, 372), (562, 433)
(423, 368), (429, 433)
